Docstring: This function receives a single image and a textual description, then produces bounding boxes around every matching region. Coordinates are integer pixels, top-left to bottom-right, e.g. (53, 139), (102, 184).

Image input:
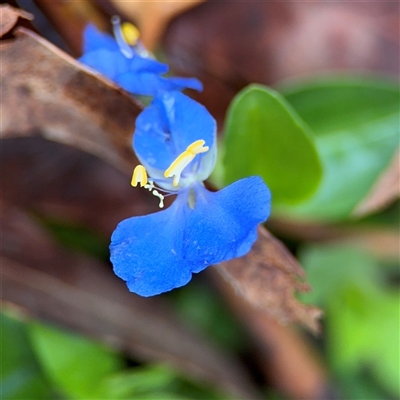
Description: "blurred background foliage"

(2, 0), (399, 399)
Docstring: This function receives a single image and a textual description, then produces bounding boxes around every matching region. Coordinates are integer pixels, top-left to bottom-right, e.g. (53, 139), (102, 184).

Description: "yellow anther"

(121, 22), (140, 46)
(131, 165), (148, 187)
(164, 140), (209, 187)
(187, 140), (209, 154)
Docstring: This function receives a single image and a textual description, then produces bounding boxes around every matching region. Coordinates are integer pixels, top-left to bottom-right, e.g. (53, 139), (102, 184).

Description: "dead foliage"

(218, 226), (322, 333)
(1, 27), (140, 173)
(110, 0), (205, 51)
(163, 1), (400, 124)
(353, 150), (400, 217)
(1, 201), (260, 399)
(0, 4), (32, 37)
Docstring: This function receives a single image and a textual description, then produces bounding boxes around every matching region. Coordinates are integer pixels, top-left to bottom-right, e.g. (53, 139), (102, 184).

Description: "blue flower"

(110, 91), (271, 296)
(79, 18), (202, 96)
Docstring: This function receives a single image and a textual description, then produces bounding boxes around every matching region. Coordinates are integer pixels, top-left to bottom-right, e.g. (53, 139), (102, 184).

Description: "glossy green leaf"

(0, 313), (51, 400)
(279, 77), (400, 221)
(28, 322), (123, 399)
(222, 84), (322, 205)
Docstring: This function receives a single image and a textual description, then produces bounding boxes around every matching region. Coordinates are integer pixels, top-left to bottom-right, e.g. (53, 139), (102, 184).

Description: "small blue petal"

(117, 73), (202, 100)
(80, 49), (129, 80)
(127, 57), (169, 74)
(134, 91), (216, 171)
(80, 25), (202, 98)
(159, 76), (203, 92)
(82, 24), (119, 53)
(117, 72), (171, 97)
(110, 176), (270, 296)
(110, 197), (193, 296)
(183, 177), (271, 271)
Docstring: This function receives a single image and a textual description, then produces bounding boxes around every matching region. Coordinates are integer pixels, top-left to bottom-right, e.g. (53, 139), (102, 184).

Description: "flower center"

(131, 139), (209, 208)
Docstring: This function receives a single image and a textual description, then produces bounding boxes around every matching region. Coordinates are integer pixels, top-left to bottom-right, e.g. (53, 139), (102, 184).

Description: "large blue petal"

(134, 91), (216, 171)
(110, 176), (271, 296)
(182, 177), (271, 271)
(82, 24), (119, 53)
(110, 195), (194, 296)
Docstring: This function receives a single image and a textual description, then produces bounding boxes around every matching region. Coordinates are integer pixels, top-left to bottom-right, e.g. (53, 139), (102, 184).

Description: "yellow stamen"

(164, 140), (209, 187)
(187, 140), (209, 154)
(121, 22), (140, 46)
(131, 165), (148, 187)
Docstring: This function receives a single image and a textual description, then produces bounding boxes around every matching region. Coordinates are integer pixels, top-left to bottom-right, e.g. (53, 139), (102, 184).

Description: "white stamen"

(152, 190), (165, 208)
(144, 180), (155, 191)
(111, 15), (134, 58)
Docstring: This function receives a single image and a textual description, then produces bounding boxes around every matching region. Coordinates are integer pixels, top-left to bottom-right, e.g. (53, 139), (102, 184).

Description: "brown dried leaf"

(1, 137), (158, 233)
(1, 27), (139, 173)
(213, 278), (330, 399)
(164, 1), (400, 124)
(243, 314), (329, 399)
(33, 0), (109, 55)
(0, 4), (33, 37)
(217, 226), (322, 333)
(111, 0), (205, 50)
(353, 150), (400, 217)
(1, 201), (260, 400)
(268, 217), (400, 261)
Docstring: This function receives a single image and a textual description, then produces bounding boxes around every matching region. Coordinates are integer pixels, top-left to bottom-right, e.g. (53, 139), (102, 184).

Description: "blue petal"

(157, 76), (203, 92)
(109, 176), (271, 296)
(82, 24), (119, 53)
(126, 57), (169, 74)
(132, 95), (174, 175)
(110, 197), (193, 296)
(117, 73), (202, 96)
(134, 91), (216, 171)
(183, 177), (271, 271)
(80, 49), (131, 81)
(116, 72), (172, 97)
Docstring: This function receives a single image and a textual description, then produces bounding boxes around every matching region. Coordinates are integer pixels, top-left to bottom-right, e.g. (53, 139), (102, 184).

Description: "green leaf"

(280, 77), (400, 221)
(299, 244), (400, 397)
(28, 322), (123, 399)
(101, 365), (178, 399)
(222, 84), (322, 205)
(101, 363), (229, 400)
(0, 312), (51, 400)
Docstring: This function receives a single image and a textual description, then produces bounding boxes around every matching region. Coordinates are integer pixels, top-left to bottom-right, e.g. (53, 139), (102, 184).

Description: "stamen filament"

(132, 170), (165, 209)
(152, 190), (165, 208)
(111, 15), (134, 58)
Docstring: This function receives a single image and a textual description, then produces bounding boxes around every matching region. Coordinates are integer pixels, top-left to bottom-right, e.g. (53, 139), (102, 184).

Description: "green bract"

(222, 84), (323, 205)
